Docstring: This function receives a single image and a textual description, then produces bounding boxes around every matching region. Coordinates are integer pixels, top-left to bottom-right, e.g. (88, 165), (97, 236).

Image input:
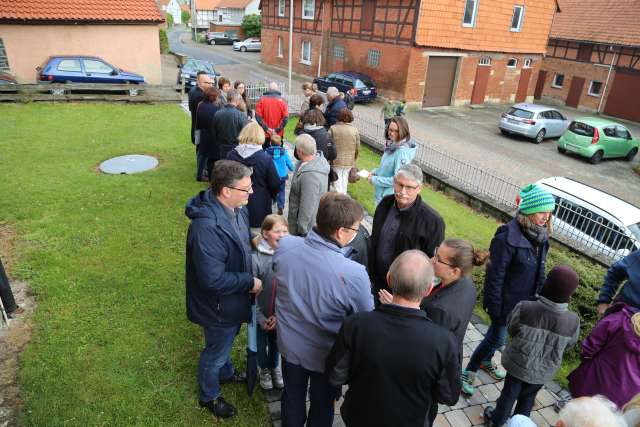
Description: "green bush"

(181, 9), (190, 24)
(165, 13), (174, 28)
(159, 28), (169, 54)
(241, 14), (261, 38)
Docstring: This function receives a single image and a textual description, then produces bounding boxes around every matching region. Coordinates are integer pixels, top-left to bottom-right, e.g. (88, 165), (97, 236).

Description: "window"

(588, 80), (603, 96)
(57, 59), (82, 72)
(577, 43), (593, 62)
(0, 39), (9, 72)
(302, 0), (314, 19)
(550, 110), (565, 120)
(506, 107), (534, 119)
(463, 0), (479, 27)
(301, 40), (311, 65)
(506, 58), (517, 68)
(479, 56), (491, 66)
(277, 36), (283, 58)
(524, 58), (532, 68)
(615, 125), (631, 139)
(84, 60), (114, 74)
(367, 49), (381, 67)
(334, 45), (345, 59)
(510, 5), (524, 32)
(361, 1), (375, 31)
(552, 73), (564, 88)
(278, 0), (285, 16)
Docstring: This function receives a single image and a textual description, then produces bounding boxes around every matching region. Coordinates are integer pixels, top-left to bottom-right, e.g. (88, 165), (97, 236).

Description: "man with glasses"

(369, 163), (445, 305)
(185, 160), (262, 419)
(189, 71), (213, 181)
(274, 192), (374, 427)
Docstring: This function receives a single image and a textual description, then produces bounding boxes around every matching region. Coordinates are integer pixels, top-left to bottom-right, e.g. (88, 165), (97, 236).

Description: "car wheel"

(209, 40), (216, 45)
(589, 150), (604, 164)
(240, 46), (247, 52)
(500, 129), (509, 136)
(534, 129), (546, 144)
(557, 146), (566, 154)
(625, 147), (638, 161)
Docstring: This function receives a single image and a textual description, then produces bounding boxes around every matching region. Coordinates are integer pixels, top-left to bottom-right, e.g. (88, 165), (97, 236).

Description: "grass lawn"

(287, 118), (604, 388)
(0, 104), (268, 426)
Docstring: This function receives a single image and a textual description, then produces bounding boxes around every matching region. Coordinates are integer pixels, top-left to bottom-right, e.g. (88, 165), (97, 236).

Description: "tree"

(166, 13), (174, 28)
(181, 9), (190, 24)
(241, 14), (261, 38)
(159, 28), (169, 53)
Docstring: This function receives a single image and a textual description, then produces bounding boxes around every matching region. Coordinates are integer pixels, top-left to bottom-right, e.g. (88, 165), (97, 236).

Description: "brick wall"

(415, 0), (556, 54)
(261, 28), (323, 77)
(539, 57), (611, 112)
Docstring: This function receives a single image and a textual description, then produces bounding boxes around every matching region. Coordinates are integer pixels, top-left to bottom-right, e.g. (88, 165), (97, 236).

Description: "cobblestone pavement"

(263, 315), (570, 427)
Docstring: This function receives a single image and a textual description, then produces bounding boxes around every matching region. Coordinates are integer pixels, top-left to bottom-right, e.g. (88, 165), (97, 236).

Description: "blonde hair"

(238, 121), (265, 146)
(516, 212), (553, 236)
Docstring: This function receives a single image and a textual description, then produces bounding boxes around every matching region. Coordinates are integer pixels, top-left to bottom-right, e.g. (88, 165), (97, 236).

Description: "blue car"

(37, 56), (145, 84)
(313, 71), (377, 103)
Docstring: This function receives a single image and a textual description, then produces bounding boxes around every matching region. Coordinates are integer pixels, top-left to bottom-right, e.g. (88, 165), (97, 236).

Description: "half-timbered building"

(261, 0), (558, 108)
(535, 0), (640, 122)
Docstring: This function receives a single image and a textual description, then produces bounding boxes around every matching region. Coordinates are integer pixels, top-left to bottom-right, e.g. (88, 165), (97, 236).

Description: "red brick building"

(535, 0), (640, 122)
(260, 0), (558, 108)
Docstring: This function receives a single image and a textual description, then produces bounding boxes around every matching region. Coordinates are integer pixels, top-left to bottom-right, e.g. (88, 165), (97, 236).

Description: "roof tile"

(0, 0), (164, 22)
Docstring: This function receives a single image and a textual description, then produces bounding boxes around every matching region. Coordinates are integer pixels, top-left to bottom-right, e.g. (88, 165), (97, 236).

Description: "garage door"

(604, 69), (640, 122)
(423, 57), (458, 108)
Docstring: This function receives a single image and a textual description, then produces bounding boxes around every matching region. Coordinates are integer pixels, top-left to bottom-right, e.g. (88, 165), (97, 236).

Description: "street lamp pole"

(288, 0), (293, 96)
(191, 0), (197, 42)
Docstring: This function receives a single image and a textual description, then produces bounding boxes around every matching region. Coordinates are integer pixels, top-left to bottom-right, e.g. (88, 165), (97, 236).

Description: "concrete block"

(539, 407), (559, 426)
(535, 388), (557, 408)
(478, 384), (501, 402)
(434, 414), (452, 427)
(445, 409), (472, 427)
(463, 405), (486, 425)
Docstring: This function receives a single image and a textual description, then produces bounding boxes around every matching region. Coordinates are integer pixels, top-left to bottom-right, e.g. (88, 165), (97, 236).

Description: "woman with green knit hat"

(461, 183), (555, 396)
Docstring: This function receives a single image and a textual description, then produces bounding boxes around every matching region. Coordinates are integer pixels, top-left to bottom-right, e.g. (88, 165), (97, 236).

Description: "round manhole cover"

(99, 154), (158, 175)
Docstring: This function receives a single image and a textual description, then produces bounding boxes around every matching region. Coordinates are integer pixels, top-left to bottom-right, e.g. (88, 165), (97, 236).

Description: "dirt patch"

(1, 224), (36, 427)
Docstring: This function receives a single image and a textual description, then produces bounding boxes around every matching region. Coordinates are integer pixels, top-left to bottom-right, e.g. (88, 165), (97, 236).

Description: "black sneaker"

(220, 371), (247, 384)
(199, 396), (237, 418)
(483, 406), (496, 427)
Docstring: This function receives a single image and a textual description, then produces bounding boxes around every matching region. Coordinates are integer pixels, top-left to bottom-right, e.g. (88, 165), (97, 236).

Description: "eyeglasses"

(393, 181), (420, 191)
(228, 185), (253, 194)
(342, 226), (359, 233)
(202, 81), (213, 85)
(433, 247), (455, 268)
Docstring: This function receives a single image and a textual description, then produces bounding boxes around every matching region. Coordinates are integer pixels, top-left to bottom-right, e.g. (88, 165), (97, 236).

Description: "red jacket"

(255, 90), (289, 138)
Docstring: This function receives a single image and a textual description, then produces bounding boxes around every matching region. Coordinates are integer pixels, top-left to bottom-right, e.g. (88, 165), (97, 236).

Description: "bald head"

(387, 250), (434, 302)
(268, 81), (279, 91)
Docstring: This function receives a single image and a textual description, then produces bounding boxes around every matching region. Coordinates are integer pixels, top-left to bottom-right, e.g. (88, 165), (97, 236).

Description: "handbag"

(348, 167), (360, 183)
(329, 168), (339, 183)
(194, 102), (202, 145)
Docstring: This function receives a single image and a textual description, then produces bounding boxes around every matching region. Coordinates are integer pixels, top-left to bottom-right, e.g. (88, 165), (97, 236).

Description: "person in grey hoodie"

(251, 214), (289, 391)
(287, 134), (330, 236)
(275, 192), (374, 427)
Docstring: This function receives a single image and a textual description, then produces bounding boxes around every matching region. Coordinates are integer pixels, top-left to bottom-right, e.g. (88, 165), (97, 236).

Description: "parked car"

(536, 176), (640, 263)
(313, 71), (377, 103)
(205, 31), (239, 45)
(499, 103), (569, 144)
(233, 38), (261, 52)
(0, 71), (17, 84)
(556, 117), (639, 164)
(177, 58), (220, 88)
(37, 56), (145, 85)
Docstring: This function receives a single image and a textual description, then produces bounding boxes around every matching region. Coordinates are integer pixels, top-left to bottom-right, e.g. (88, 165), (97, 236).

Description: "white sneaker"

(259, 368), (274, 390)
(272, 366), (284, 389)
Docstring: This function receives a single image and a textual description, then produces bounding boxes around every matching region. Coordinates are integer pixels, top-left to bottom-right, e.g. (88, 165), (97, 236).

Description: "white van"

(536, 177), (640, 263)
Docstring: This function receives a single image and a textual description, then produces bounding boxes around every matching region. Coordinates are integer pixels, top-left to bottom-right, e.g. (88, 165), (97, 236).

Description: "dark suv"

(177, 58), (220, 88)
(205, 31), (239, 45)
(313, 71), (377, 103)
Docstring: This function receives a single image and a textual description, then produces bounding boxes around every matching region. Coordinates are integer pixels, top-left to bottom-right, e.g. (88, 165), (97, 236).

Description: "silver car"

(499, 103), (570, 144)
(233, 38), (261, 52)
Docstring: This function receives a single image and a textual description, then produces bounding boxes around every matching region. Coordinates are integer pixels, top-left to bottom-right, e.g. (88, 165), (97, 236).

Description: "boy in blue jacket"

(265, 134), (294, 215)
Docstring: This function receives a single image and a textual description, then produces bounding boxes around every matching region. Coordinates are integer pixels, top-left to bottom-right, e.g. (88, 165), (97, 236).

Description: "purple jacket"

(568, 303), (640, 408)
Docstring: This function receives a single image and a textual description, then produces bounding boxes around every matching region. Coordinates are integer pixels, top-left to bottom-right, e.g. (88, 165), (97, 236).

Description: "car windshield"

(354, 78), (374, 88)
(184, 60), (215, 75)
(506, 107), (534, 119)
(568, 121), (595, 137)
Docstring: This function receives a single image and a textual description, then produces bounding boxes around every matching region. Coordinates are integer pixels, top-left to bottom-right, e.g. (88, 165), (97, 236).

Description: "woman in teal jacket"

(368, 116), (417, 204)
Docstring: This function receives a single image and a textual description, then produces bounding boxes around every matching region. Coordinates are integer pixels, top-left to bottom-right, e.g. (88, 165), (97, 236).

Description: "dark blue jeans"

(276, 178), (287, 210)
(466, 317), (507, 372)
(198, 324), (240, 403)
(281, 358), (340, 427)
(490, 373), (542, 425)
(257, 327), (279, 370)
(196, 149), (208, 180)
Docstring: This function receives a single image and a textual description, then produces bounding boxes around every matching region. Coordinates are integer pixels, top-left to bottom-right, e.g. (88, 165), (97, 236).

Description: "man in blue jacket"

(324, 86), (348, 129)
(597, 249), (640, 315)
(275, 193), (374, 427)
(185, 160), (263, 419)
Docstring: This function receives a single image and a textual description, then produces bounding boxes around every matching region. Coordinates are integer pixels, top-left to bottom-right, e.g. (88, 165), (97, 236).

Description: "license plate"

(508, 118), (519, 124)
(566, 144), (580, 152)
(363, 90), (371, 95)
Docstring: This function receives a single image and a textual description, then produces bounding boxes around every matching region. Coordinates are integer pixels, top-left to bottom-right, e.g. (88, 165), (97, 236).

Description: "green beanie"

(518, 184), (555, 215)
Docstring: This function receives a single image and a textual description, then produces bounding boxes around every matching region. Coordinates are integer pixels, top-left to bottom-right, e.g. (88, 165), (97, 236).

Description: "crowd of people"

(183, 69), (639, 427)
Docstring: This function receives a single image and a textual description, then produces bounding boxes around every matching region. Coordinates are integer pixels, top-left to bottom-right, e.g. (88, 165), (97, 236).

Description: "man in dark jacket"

(189, 71), (213, 143)
(597, 249), (640, 315)
(212, 89), (248, 159)
(369, 164), (445, 304)
(255, 82), (289, 146)
(326, 250), (460, 427)
(324, 87), (347, 129)
(185, 160), (263, 419)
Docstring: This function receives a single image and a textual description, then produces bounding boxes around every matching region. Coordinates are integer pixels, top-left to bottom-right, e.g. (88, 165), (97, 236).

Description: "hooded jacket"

(213, 104), (248, 159)
(255, 90), (289, 138)
(598, 249), (640, 309)
(185, 189), (253, 327)
(266, 145), (295, 179)
(251, 239), (278, 328)
(371, 140), (417, 205)
(227, 145), (280, 228)
(483, 219), (549, 320)
(287, 153), (330, 236)
(569, 303), (640, 408)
